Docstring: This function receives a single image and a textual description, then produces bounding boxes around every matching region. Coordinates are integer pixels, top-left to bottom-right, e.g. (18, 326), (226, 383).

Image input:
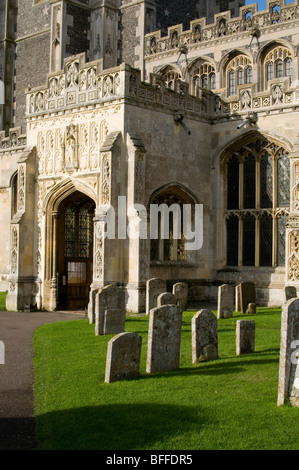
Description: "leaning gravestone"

(278, 298), (299, 407)
(105, 332), (142, 383)
(217, 284), (234, 319)
(95, 284), (126, 336)
(285, 286), (297, 302)
(192, 309), (218, 363)
(172, 282), (188, 310)
(236, 320), (255, 356)
(157, 292), (176, 307)
(146, 305), (182, 374)
(239, 282), (256, 314)
(146, 278), (167, 315)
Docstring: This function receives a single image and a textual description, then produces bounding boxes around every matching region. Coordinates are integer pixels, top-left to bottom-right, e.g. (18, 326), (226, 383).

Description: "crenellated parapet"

(25, 53), (216, 121)
(0, 127), (27, 151)
(144, 0), (299, 59)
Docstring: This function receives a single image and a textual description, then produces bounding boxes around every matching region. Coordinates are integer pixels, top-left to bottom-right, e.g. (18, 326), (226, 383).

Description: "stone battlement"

(144, 0), (299, 58)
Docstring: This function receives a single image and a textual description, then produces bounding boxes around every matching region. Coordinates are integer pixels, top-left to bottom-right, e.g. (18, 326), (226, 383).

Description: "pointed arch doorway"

(56, 191), (95, 310)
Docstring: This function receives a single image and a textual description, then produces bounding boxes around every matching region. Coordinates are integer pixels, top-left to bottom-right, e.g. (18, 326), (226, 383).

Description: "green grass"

(0, 291), (7, 310)
(33, 308), (299, 450)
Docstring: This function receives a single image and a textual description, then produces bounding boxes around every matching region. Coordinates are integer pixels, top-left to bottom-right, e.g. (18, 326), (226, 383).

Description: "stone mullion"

(255, 215), (260, 267)
(273, 215), (278, 267)
(238, 215), (243, 267)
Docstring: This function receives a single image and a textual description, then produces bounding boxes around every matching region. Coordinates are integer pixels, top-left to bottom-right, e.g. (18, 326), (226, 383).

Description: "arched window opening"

(191, 62), (216, 94)
(149, 186), (196, 263)
(224, 139), (290, 268)
(159, 68), (181, 91)
(226, 54), (253, 96)
(264, 45), (293, 86)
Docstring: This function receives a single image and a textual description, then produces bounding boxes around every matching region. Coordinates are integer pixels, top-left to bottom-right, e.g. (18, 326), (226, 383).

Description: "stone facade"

(0, 1), (299, 313)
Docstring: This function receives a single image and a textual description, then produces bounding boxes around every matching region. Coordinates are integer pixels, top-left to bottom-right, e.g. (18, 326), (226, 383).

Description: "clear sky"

(245, 0), (294, 9)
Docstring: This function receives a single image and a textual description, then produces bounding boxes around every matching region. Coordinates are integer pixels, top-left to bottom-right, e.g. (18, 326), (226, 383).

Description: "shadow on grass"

(36, 403), (206, 450)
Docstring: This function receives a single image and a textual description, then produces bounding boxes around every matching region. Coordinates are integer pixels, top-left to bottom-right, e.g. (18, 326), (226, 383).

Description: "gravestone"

(217, 284), (234, 319)
(146, 278), (167, 315)
(172, 282), (188, 310)
(192, 309), (218, 363)
(95, 284), (126, 336)
(246, 303), (256, 314)
(239, 282), (256, 314)
(146, 305), (182, 374)
(157, 292), (176, 307)
(236, 320), (255, 356)
(285, 286), (297, 302)
(103, 309), (126, 335)
(105, 332), (142, 383)
(278, 298), (299, 407)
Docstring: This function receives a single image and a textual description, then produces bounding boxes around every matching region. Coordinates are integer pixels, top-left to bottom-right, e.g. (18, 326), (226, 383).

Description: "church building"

(0, 0), (299, 315)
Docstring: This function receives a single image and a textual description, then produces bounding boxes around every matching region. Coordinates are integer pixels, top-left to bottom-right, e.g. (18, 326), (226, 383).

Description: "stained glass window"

(276, 59), (283, 78)
(64, 206), (76, 258)
(260, 153), (273, 208)
(226, 216), (239, 266)
(277, 214), (287, 266)
(278, 150), (290, 206)
(260, 215), (273, 266)
(243, 155), (256, 209)
(225, 139), (290, 268)
(229, 70), (235, 96)
(267, 62), (274, 81)
(64, 201), (94, 259)
(238, 68), (244, 85)
(243, 215), (255, 266)
(227, 155), (239, 210)
(246, 67), (253, 84)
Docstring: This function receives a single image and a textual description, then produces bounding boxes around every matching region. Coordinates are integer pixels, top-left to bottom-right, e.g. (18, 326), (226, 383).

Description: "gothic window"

(159, 68), (181, 91)
(226, 54), (253, 96)
(191, 62), (216, 94)
(150, 186), (196, 263)
(264, 45), (293, 86)
(225, 139), (290, 267)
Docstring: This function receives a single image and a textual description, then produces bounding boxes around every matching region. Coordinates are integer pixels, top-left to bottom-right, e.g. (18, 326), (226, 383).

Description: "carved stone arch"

(256, 39), (295, 91)
(214, 129), (293, 171)
(147, 182), (199, 210)
(218, 48), (254, 89)
(156, 64), (184, 89)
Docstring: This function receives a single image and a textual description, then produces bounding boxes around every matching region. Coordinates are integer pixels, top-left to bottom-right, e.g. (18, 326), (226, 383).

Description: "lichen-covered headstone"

(172, 282), (188, 310)
(278, 298), (299, 407)
(105, 332), (142, 383)
(95, 284), (125, 335)
(217, 284), (234, 319)
(157, 292), (176, 307)
(146, 305), (182, 373)
(236, 320), (255, 355)
(103, 309), (126, 335)
(239, 282), (256, 314)
(146, 278), (167, 315)
(192, 309), (218, 363)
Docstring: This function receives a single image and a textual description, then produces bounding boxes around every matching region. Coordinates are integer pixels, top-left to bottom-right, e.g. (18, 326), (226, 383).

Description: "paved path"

(0, 310), (83, 450)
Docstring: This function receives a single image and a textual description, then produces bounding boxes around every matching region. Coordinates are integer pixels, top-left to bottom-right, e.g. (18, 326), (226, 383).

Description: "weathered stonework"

(146, 305), (182, 373)
(1, 0), (299, 313)
(105, 332), (142, 383)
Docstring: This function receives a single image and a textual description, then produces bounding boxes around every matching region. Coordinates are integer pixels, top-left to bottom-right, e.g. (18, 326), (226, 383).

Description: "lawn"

(0, 291), (6, 310)
(33, 308), (299, 450)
